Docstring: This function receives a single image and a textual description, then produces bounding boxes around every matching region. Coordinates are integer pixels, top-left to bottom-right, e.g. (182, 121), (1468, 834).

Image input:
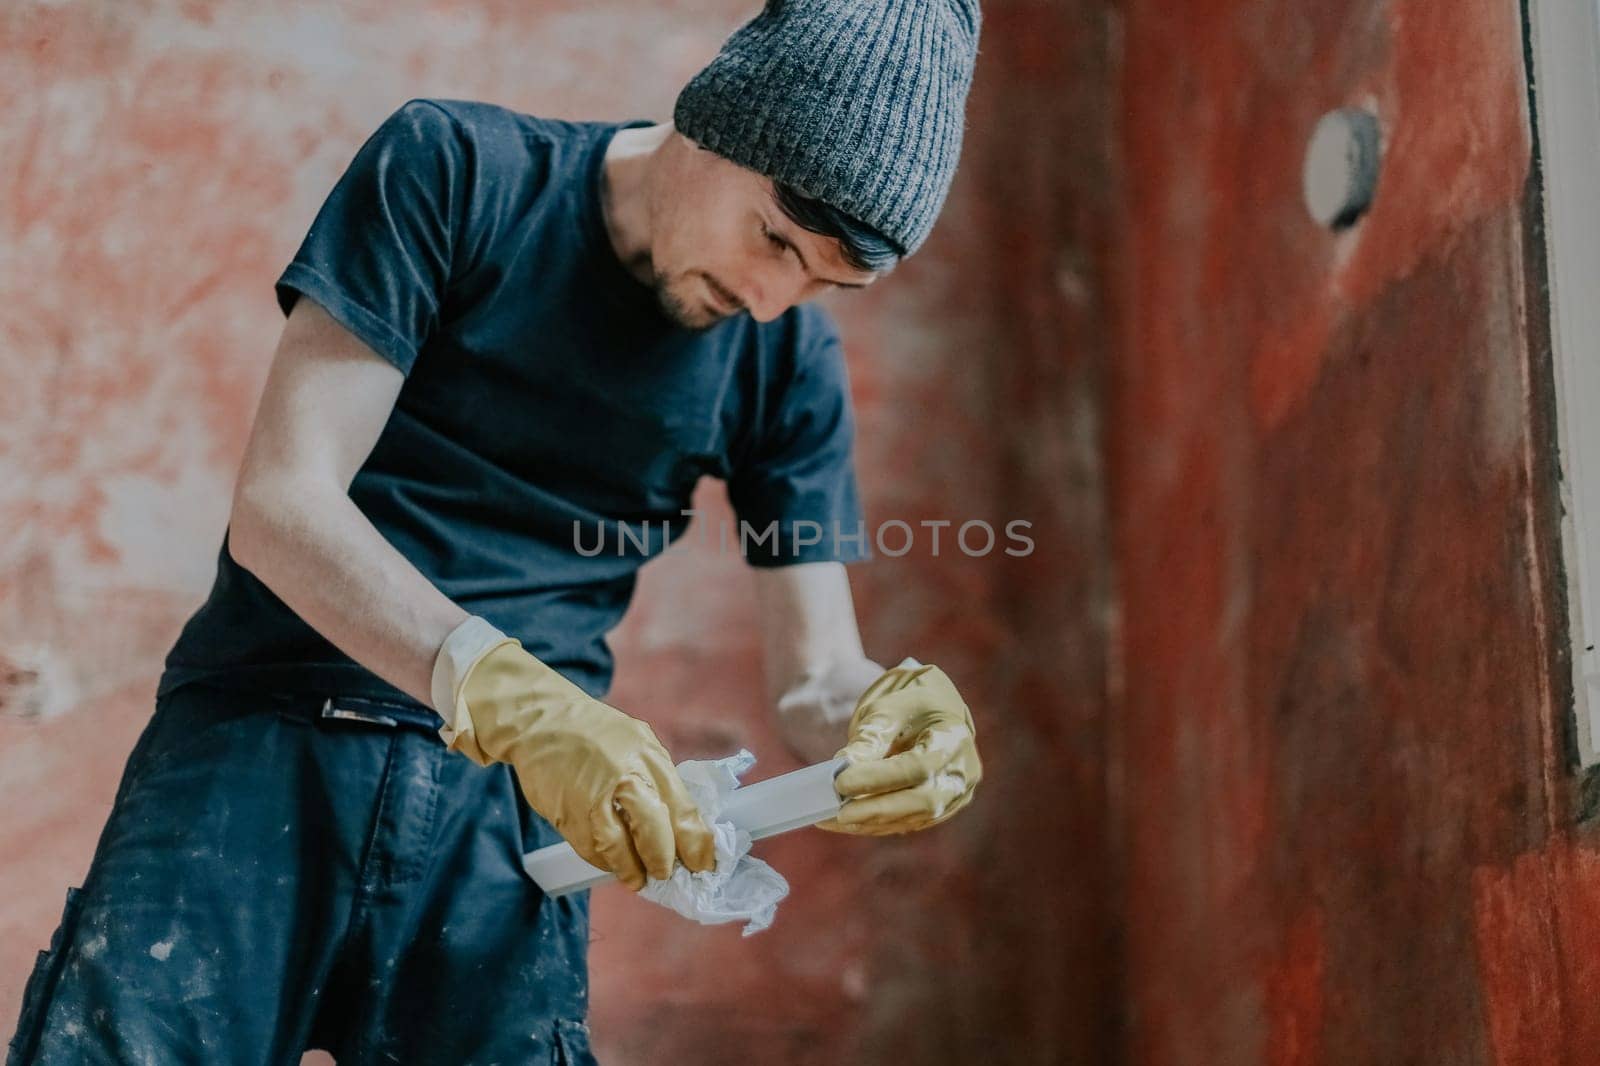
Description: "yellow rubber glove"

(817, 659), (983, 836)
(435, 623), (716, 891)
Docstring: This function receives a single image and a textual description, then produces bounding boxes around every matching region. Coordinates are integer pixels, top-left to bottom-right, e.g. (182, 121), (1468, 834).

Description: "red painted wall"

(1107, 0), (1594, 1062)
(2, 0), (1585, 1063)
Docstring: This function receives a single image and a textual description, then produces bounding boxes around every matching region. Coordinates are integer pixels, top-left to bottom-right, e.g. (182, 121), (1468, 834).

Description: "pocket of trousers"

(117, 688), (278, 803)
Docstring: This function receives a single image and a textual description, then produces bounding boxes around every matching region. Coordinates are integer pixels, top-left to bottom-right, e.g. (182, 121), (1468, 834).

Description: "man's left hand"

(817, 659), (982, 836)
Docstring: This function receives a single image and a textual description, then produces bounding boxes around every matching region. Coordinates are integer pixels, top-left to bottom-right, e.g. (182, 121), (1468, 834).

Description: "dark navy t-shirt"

(160, 99), (870, 704)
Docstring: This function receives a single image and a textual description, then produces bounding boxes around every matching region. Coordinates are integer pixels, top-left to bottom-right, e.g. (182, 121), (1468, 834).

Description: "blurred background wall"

(2, 0), (1594, 1064)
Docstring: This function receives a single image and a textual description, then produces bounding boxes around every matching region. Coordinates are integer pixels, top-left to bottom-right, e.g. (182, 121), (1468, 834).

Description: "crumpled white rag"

(639, 749), (790, 936)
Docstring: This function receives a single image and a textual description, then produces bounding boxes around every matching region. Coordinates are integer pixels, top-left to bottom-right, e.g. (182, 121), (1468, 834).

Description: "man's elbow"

(228, 463), (348, 577)
(226, 475), (274, 576)
(227, 469), (310, 577)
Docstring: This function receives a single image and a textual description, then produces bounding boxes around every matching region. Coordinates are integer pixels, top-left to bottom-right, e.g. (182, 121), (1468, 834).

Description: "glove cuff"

(431, 616), (519, 757)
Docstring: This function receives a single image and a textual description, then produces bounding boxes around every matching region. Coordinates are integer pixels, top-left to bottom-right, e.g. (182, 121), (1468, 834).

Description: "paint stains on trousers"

(6, 682), (597, 1065)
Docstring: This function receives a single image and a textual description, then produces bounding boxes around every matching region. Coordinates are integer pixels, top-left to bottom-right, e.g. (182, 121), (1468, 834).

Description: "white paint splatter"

(149, 939), (174, 962)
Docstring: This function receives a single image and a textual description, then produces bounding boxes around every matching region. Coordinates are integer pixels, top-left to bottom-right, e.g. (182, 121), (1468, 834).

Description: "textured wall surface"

(1107, 0), (1594, 1062)
(0, 2), (1089, 1063)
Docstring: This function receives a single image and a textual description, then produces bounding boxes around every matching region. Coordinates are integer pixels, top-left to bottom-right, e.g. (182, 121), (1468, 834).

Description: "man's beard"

(651, 270), (728, 331)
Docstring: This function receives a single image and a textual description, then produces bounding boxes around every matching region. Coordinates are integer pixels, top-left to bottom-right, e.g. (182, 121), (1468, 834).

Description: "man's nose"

(739, 262), (807, 323)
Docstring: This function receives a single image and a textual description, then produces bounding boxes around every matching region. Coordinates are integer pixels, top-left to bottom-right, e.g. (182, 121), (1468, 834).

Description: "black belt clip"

(320, 698), (400, 728)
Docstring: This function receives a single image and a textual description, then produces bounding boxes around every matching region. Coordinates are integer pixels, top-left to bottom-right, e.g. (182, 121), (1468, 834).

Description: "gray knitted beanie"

(673, 0), (981, 257)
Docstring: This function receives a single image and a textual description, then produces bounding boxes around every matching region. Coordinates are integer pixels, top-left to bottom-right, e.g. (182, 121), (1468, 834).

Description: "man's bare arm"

(753, 561), (884, 763)
(227, 297), (468, 706)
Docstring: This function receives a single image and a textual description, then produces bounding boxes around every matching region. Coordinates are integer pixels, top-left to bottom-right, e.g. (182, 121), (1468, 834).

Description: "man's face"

(646, 139), (883, 329)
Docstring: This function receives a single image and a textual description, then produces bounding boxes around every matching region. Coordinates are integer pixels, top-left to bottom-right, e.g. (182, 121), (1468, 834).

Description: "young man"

(8, 1), (984, 1062)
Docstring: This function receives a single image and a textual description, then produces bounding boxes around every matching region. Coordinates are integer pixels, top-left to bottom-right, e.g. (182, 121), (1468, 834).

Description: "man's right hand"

(436, 626), (716, 891)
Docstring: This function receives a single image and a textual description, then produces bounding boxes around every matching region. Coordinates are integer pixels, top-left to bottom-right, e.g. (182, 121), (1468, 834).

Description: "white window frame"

(1529, 0), (1600, 763)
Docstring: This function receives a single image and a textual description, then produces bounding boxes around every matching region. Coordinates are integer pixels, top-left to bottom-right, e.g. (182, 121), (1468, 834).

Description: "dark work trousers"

(6, 681), (598, 1066)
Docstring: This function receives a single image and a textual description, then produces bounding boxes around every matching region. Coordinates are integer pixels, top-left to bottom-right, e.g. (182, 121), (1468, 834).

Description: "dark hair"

(772, 182), (904, 273)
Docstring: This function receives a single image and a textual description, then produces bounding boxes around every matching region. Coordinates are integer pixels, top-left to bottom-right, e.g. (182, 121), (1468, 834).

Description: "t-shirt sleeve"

(727, 313), (874, 568)
(274, 100), (466, 375)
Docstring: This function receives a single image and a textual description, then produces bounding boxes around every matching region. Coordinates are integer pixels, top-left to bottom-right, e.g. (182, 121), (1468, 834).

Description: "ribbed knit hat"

(673, 0), (981, 257)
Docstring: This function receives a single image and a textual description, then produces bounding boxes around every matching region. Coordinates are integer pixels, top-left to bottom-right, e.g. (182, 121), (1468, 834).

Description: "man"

(8, 1), (984, 1062)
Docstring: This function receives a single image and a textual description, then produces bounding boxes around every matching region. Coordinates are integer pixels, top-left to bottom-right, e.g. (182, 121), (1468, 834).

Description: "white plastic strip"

(523, 757), (847, 897)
